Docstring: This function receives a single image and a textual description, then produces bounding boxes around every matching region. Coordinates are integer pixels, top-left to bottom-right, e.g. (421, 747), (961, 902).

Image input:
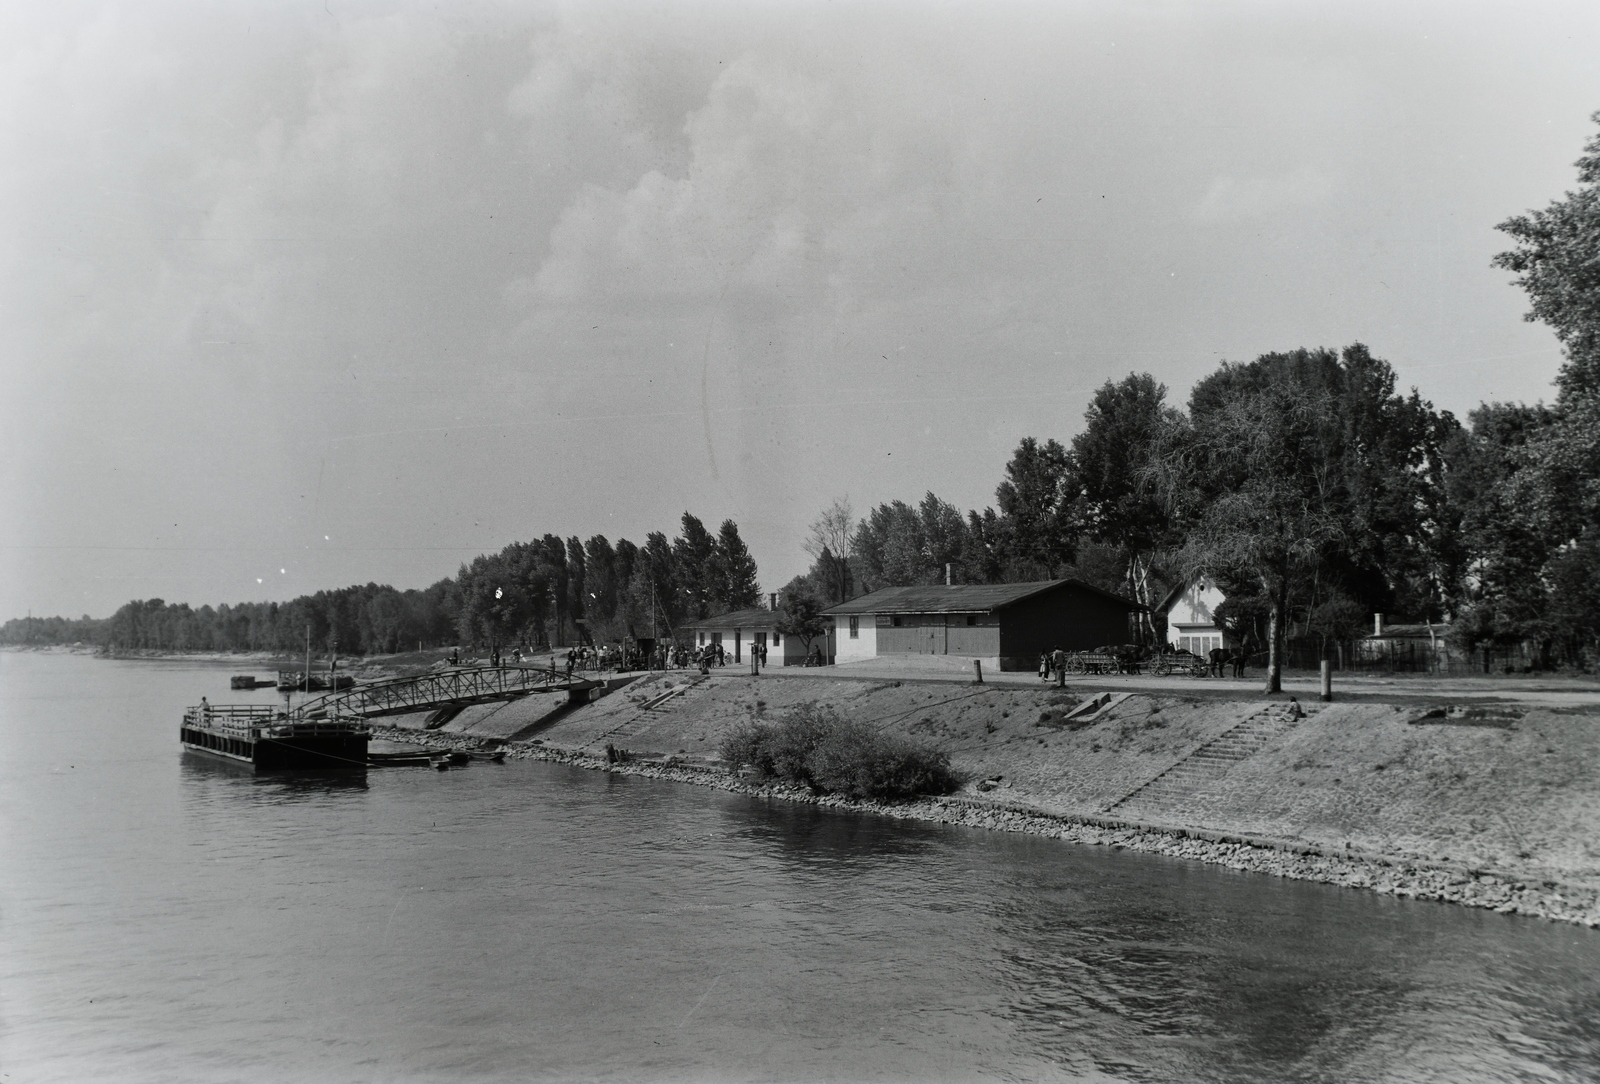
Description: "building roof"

(679, 606), (782, 630)
(1155, 572), (1223, 615)
(821, 579), (1139, 616)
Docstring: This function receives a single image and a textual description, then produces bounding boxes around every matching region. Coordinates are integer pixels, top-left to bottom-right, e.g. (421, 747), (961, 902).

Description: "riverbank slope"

(377, 668), (1600, 925)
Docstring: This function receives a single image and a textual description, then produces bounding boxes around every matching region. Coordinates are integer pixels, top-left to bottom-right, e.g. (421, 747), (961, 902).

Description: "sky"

(3, 0), (1599, 620)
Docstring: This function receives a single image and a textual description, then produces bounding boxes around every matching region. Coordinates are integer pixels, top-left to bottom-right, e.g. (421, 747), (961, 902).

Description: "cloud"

(520, 51), (955, 309)
(1193, 166), (1337, 224)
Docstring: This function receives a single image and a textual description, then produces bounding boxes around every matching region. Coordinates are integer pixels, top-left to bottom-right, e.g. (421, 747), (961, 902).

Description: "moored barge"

(276, 671), (356, 693)
(181, 704), (369, 770)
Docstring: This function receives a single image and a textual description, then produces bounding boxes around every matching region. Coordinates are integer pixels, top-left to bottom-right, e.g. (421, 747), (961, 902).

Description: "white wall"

(690, 624), (784, 665)
(1166, 577), (1228, 653)
(834, 615), (876, 661)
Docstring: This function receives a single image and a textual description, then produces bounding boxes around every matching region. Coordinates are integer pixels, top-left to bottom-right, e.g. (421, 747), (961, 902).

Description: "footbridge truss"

(296, 666), (601, 721)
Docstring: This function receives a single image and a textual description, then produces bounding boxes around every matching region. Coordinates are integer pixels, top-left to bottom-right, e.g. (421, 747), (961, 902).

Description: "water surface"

(3, 652), (1597, 1082)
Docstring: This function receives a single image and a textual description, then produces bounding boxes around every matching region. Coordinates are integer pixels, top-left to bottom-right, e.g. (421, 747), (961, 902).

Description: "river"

(2, 651), (1597, 1082)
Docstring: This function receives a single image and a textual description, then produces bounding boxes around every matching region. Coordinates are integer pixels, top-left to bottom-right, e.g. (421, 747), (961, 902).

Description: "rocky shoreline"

(371, 726), (1600, 929)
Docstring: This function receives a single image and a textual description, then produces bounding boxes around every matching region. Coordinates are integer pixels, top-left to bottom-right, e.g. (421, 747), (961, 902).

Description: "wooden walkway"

(296, 666), (601, 721)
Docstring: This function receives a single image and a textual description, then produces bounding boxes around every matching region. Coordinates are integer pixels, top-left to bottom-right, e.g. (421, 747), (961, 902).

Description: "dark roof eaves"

(679, 607), (781, 629)
(821, 578), (1140, 616)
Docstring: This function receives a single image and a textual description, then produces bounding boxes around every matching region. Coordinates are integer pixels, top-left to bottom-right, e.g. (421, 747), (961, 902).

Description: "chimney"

(945, 563), (952, 586)
(770, 592), (778, 611)
(1373, 613), (1385, 637)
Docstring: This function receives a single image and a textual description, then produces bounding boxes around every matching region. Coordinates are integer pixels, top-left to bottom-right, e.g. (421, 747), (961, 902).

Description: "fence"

(1276, 637), (1545, 675)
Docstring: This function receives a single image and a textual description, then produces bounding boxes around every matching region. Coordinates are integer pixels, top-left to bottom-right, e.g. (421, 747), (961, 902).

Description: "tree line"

(784, 114), (1600, 685)
(12, 116), (1600, 680)
(1, 513), (761, 657)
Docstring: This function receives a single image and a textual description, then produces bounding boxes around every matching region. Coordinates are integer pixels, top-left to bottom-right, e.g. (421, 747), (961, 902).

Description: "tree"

(776, 579), (829, 658)
(673, 513), (720, 620)
(1160, 376), (1346, 693)
(918, 492), (971, 583)
(1494, 111), (1600, 401)
(803, 545), (854, 606)
(851, 500), (925, 589)
(621, 532), (679, 639)
(457, 552), (533, 655)
(1188, 345), (1459, 627)
(583, 535), (620, 640)
(1069, 374), (1183, 632)
(804, 497), (856, 604)
(849, 492), (979, 590)
(565, 536), (588, 641)
(714, 519), (761, 611)
(994, 437), (1075, 578)
(1470, 113), (1600, 667)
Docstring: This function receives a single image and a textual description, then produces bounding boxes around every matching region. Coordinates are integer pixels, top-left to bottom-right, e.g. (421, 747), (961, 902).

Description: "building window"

(892, 615), (903, 628)
(773, 631), (780, 646)
(848, 616), (859, 639)
(966, 614), (977, 627)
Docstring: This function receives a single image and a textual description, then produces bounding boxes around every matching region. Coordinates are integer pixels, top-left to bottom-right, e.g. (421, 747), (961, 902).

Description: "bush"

(719, 703), (960, 801)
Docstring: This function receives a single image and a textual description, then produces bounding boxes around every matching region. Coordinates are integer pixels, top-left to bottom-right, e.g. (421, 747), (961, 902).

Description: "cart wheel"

(1065, 655), (1086, 675)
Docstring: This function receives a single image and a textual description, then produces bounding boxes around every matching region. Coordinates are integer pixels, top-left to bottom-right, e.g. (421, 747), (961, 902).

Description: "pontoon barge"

(181, 704), (369, 770)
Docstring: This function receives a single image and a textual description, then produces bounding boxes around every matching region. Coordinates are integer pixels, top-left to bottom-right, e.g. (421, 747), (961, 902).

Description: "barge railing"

(295, 665), (585, 720)
(182, 704), (366, 736)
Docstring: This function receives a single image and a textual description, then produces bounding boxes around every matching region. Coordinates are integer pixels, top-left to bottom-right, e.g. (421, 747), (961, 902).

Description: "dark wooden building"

(824, 580), (1140, 671)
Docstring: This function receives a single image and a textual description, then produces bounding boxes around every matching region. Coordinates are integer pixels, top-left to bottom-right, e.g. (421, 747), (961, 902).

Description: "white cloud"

(523, 52), (954, 308)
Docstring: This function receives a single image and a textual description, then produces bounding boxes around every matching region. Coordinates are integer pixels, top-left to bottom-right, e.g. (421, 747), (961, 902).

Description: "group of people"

(457, 638), (798, 676)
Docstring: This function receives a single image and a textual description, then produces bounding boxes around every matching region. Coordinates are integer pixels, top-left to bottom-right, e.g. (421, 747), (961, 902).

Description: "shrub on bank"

(720, 704), (961, 801)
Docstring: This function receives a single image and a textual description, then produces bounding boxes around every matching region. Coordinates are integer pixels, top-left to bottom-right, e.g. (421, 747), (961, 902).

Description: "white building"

(1158, 575), (1227, 657)
(678, 604), (833, 667)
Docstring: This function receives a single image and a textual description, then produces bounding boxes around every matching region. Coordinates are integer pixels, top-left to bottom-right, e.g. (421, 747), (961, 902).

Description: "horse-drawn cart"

(1063, 646), (1144, 675)
(1151, 649), (1209, 677)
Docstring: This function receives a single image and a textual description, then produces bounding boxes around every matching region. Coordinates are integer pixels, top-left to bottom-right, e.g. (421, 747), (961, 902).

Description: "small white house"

(1158, 574), (1227, 657)
(678, 603), (832, 667)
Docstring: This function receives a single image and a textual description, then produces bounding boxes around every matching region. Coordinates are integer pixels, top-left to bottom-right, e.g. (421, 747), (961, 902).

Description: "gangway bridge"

(295, 665), (602, 722)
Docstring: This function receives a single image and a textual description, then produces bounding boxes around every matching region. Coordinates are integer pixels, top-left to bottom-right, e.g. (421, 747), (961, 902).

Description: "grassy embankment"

(367, 667), (1599, 925)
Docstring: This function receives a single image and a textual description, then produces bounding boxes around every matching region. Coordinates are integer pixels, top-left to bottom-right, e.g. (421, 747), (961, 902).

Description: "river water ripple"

(2, 653), (1597, 1082)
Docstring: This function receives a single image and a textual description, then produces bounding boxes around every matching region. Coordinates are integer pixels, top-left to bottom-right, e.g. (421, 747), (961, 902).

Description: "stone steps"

(1103, 705), (1302, 817)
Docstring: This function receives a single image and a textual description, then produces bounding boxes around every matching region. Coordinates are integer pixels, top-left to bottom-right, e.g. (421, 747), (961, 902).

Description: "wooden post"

(1320, 659), (1332, 702)
(972, 659), (983, 684)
